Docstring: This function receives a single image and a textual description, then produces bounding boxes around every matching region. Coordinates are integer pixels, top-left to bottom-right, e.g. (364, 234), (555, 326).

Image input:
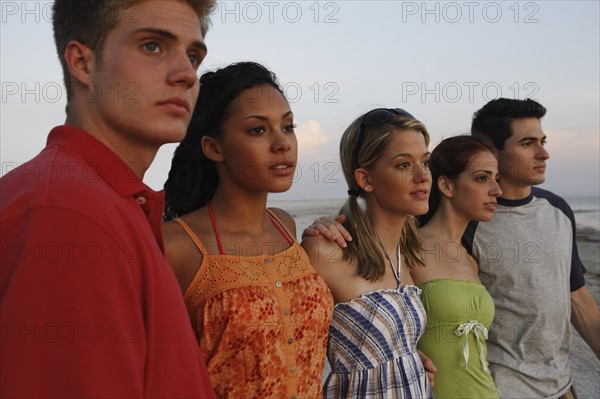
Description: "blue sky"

(1, 1), (599, 199)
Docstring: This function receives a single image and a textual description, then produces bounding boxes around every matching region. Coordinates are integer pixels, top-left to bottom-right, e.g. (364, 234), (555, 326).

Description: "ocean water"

(268, 196), (600, 237)
(564, 196), (600, 232)
(267, 199), (345, 238)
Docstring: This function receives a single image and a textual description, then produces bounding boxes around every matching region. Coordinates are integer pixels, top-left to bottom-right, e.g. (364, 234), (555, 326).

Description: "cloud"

(542, 128), (599, 196)
(295, 120), (333, 154)
(545, 128), (600, 163)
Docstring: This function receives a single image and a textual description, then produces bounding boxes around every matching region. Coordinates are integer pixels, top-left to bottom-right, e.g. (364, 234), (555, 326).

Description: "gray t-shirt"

(462, 187), (586, 399)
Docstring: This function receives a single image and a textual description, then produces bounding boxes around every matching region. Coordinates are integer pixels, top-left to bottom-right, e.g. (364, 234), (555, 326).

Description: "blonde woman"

(302, 108), (433, 398)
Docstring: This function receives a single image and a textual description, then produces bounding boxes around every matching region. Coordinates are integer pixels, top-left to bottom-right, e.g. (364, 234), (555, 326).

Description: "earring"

(364, 185), (373, 192)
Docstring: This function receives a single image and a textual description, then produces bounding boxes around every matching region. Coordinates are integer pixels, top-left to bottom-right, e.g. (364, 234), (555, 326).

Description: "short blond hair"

(52, 0), (216, 102)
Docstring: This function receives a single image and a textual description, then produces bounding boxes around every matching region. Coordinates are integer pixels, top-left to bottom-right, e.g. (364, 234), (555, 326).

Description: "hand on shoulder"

(302, 214), (353, 248)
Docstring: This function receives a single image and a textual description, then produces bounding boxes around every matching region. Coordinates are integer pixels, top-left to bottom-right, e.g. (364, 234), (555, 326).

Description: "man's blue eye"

(143, 42), (159, 52)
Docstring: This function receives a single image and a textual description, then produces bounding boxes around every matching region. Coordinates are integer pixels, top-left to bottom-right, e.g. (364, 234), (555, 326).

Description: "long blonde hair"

(339, 112), (430, 281)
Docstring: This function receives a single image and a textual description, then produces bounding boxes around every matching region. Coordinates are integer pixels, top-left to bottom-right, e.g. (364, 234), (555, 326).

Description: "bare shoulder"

(162, 217), (204, 291)
(303, 235), (363, 303)
(301, 235), (345, 270)
(268, 207), (297, 239)
(163, 219), (188, 257)
(409, 263), (429, 285)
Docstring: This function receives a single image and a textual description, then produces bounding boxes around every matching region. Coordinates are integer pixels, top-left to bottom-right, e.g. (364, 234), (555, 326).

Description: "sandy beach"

(271, 199), (600, 398)
(572, 227), (600, 399)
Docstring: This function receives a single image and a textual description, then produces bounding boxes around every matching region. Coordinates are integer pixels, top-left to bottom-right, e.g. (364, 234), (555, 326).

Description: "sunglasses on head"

(355, 108), (417, 163)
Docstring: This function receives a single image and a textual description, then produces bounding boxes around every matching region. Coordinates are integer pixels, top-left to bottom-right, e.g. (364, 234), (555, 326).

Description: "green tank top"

(417, 279), (499, 399)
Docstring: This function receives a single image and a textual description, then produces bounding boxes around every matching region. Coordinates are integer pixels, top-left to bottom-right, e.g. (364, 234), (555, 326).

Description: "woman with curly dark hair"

(163, 62), (333, 399)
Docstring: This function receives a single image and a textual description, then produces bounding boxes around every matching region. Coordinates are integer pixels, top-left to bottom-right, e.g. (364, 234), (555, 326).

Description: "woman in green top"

(411, 135), (502, 398)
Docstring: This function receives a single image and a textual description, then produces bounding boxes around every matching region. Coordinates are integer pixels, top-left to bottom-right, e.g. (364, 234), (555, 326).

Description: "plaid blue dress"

(323, 283), (432, 398)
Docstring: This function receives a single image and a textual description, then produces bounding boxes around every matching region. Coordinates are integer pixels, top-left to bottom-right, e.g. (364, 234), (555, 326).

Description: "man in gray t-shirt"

(463, 98), (599, 398)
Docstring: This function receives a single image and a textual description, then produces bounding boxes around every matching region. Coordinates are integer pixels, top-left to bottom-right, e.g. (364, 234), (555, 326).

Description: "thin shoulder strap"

(380, 240), (402, 287)
(173, 218), (209, 255)
(207, 202), (225, 255)
(266, 209), (295, 245)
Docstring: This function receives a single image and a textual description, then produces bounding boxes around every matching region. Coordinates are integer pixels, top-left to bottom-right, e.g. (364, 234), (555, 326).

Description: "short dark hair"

(471, 98), (547, 150)
(164, 62), (284, 220)
(418, 135), (497, 226)
(52, 0), (216, 103)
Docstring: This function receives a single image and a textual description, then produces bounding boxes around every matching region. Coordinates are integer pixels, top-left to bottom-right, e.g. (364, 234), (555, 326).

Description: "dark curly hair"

(163, 62), (284, 220)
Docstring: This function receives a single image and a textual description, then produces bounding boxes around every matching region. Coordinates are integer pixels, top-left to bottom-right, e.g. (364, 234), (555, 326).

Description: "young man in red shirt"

(1, 1), (215, 397)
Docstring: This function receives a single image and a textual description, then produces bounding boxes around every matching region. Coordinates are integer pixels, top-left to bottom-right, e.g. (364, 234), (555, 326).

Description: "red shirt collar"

(46, 125), (165, 250)
(47, 125), (155, 199)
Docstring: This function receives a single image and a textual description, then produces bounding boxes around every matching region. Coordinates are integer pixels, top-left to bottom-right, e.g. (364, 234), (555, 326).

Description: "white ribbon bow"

(455, 320), (489, 372)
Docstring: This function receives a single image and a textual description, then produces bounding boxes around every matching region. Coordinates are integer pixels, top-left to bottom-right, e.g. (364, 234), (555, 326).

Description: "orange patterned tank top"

(175, 210), (333, 399)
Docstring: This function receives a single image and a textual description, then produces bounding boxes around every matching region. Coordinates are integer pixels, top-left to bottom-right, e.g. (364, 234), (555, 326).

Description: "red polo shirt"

(1, 126), (214, 398)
